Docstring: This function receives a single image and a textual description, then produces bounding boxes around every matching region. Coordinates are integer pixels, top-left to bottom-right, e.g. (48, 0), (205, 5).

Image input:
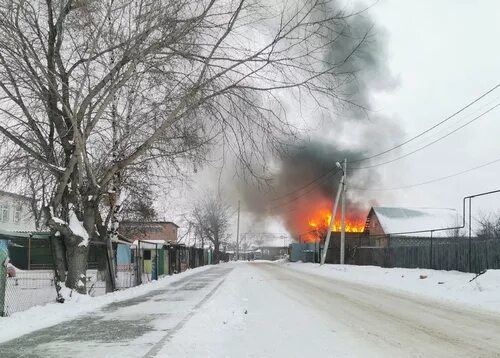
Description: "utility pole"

(236, 200), (240, 261)
(340, 158), (347, 265)
(321, 160), (345, 265)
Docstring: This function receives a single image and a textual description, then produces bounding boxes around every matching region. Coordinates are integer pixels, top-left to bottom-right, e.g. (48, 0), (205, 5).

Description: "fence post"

(0, 248), (7, 316)
(154, 244), (159, 280)
(468, 197), (472, 273)
(136, 241), (142, 286)
(429, 231), (433, 269)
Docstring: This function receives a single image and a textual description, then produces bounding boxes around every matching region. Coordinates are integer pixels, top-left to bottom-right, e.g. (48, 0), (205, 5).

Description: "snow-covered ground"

(0, 265), (212, 344)
(163, 261), (500, 357)
(159, 262), (370, 357)
(2, 261), (500, 357)
(284, 262), (500, 313)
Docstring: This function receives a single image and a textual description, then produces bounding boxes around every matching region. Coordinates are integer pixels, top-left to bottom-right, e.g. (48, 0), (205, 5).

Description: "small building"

(259, 246), (288, 260)
(120, 221), (179, 244)
(252, 237), (291, 261)
(289, 243), (317, 262)
(364, 207), (460, 240)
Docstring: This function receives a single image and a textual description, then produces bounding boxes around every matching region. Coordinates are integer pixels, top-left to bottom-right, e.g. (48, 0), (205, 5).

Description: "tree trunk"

(47, 202), (99, 296)
(50, 234), (67, 285)
(65, 242), (89, 294)
(214, 241), (220, 264)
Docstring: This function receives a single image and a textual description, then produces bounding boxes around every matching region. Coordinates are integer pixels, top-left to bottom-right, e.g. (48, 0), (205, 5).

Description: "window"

(14, 206), (21, 224)
(0, 205), (9, 223)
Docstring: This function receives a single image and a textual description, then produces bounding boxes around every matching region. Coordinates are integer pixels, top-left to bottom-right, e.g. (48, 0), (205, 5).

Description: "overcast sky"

(365, 0), (500, 219)
(164, 0), (500, 238)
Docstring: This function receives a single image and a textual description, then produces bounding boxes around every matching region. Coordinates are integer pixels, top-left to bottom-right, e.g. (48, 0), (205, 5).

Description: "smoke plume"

(237, 3), (403, 240)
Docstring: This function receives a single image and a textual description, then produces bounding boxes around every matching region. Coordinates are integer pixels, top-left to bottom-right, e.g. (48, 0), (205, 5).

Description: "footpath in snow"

(0, 265), (213, 344)
(284, 262), (500, 313)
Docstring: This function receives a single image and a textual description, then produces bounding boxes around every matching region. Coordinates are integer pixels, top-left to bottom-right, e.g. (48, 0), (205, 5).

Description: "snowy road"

(2, 262), (500, 357)
(164, 262), (500, 357)
(258, 262), (500, 357)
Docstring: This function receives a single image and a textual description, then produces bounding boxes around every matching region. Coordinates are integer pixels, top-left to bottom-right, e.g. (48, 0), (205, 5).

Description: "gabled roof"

(370, 207), (461, 237)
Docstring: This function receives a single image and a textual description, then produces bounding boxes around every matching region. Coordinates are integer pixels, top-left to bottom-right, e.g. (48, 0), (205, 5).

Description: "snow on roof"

(372, 207), (461, 237)
(131, 239), (166, 249)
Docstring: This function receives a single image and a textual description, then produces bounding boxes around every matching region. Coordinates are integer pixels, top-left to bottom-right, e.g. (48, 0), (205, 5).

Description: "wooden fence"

(350, 236), (500, 273)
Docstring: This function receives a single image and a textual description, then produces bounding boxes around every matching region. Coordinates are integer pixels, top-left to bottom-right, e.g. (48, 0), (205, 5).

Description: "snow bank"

(283, 262), (500, 313)
(0, 265), (212, 343)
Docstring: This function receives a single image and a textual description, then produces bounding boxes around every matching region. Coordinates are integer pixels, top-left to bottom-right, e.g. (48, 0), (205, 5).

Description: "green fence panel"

(158, 249), (165, 276)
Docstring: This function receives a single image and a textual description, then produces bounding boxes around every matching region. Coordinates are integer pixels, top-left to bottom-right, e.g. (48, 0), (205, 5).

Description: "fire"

(303, 208), (365, 242)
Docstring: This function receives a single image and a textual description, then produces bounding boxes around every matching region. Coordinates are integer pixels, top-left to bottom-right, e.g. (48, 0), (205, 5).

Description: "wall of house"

(143, 223), (177, 243)
(126, 222), (178, 243)
(0, 194), (35, 232)
(367, 212), (385, 237)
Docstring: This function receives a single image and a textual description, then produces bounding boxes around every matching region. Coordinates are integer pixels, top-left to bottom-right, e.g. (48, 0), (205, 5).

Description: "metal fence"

(1, 233), (214, 316)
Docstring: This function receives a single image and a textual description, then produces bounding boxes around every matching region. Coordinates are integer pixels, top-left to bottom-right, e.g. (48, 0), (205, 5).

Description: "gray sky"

(164, 0), (500, 238)
(365, 0), (500, 217)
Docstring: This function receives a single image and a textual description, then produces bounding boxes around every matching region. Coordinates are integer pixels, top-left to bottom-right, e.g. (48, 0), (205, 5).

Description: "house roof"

(370, 207), (461, 237)
(130, 239), (166, 249)
(121, 221), (179, 228)
(0, 229), (50, 239)
(0, 190), (31, 202)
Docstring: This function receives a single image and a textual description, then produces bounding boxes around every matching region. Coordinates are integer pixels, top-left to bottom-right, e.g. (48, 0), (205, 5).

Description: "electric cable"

(350, 156), (500, 191)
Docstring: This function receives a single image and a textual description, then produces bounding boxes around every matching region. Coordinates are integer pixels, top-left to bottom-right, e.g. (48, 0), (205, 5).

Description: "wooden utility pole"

(321, 160), (346, 265)
(236, 200), (240, 261)
(340, 158), (347, 265)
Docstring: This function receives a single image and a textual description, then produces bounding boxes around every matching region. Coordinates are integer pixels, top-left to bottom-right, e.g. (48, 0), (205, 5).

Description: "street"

(2, 262), (500, 357)
(163, 262), (500, 357)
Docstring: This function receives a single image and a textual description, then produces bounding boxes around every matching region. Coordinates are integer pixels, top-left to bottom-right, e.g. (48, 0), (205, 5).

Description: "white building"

(0, 190), (36, 232)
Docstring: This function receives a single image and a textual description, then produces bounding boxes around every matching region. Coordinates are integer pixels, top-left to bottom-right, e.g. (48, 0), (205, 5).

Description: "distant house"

(0, 190), (35, 232)
(364, 207), (460, 239)
(120, 221), (179, 244)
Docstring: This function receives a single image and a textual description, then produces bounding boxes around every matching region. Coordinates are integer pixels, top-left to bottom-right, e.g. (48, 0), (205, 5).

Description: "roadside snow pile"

(0, 265), (212, 343)
(284, 262), (500, 313)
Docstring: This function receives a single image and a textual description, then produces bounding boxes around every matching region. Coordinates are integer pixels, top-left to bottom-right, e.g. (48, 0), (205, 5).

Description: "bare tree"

(189, 193), (231, 263)
(476, 212), (500, 240)
(0, 0), (369, 295)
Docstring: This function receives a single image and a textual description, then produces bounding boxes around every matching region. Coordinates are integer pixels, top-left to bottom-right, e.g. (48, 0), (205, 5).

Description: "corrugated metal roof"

(372, 207), (461, 237)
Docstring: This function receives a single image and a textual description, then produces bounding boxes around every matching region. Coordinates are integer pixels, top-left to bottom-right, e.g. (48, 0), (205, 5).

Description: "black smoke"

(236, 3), (402, 239)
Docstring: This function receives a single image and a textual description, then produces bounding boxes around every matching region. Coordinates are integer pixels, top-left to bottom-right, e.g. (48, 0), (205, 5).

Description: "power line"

(350, 83), (500, 163)
(350, 156), (500, 192)
(267, 83), (500, 202)
(351, 102), (500, 170)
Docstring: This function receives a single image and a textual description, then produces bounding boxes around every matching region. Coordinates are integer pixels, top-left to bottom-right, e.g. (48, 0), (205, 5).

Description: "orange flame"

(303, 209), (365, 242)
